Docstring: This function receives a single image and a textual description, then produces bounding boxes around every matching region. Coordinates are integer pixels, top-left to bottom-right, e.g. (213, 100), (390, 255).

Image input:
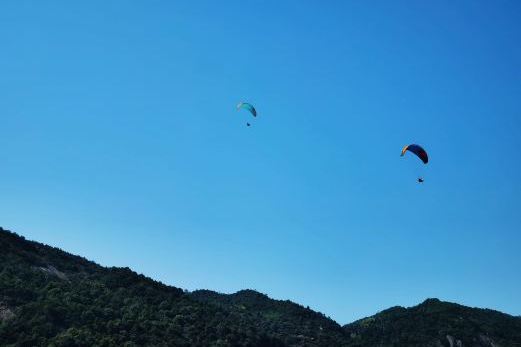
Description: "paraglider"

(401, 144), (428, 183)
(237, 102), (257, 126)
(237, 102), (257, 117)
(401, 144), (428, 163)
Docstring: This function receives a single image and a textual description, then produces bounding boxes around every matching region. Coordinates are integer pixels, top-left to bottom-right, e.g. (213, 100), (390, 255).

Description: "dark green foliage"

(1, 227), (520, 347)
(344, 298), (521, 347)
(190, 290), (347, 346)
(0, 228), (343, 346)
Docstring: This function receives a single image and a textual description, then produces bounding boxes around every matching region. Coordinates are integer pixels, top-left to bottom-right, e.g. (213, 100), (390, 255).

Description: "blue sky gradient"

(1, 1), (520, 323)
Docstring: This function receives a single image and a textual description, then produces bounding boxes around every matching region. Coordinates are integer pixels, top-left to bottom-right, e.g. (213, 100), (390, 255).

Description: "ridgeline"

(1, 227), (520, 347)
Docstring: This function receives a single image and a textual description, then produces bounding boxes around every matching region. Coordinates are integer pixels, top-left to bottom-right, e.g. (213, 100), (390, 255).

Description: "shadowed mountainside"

(1, 227), (520, 347)
(0, 227), (346, 347)
(344, 298), (521, 347)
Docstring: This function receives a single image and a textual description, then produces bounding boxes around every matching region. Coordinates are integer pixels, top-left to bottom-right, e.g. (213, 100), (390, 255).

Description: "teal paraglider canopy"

(237, 102), (257, 117)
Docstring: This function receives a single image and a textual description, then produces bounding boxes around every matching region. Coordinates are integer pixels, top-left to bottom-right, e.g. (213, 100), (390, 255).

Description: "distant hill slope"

(0, 227), (345, 346)
(344, 298), (521, 347)
(1, 227), (520, 347)
(190, 289), (347, 346)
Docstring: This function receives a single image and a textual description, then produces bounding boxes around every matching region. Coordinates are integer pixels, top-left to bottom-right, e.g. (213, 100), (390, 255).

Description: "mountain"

(344, 298), (521, 347)
(190, 289), (347, 346)
(1, 227), (520, 347)
(0, 227), (346, 347)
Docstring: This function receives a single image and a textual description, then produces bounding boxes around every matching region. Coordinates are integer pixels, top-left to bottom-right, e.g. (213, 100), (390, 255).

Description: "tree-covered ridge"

(1, 226), (520, 347)
(344, 298), (521, 347)
(190, 289), (347, 346)
(0, 227), (345, 346)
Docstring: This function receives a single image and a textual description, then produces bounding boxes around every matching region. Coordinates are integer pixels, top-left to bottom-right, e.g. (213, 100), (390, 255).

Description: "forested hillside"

(1, 227), (520, 347)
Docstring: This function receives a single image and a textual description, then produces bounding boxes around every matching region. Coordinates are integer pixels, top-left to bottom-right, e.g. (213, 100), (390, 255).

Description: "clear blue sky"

(1, 1), (520, 324)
